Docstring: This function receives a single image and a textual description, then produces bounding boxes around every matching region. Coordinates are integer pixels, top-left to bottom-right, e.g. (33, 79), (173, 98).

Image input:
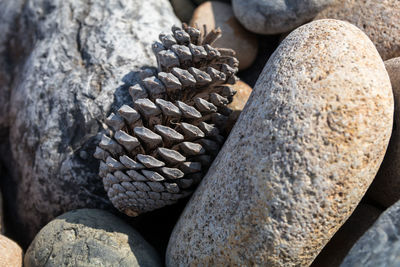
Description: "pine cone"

(94, 24), (239, 216)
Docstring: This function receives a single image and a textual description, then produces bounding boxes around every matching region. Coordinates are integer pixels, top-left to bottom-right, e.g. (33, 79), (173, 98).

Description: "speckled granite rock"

(2, 0), (179, 245)
(232, 0), (335, 34)
(24, 209), (161, 267)
(341, 200), (400, 267)
(166, 19), (393, 267)
(315, 0), (400, 61)
(367, 57), (400, 207)
(311, 204), (382, 267)
(191, 1), (258, 70)
(0, 235), (23, 267)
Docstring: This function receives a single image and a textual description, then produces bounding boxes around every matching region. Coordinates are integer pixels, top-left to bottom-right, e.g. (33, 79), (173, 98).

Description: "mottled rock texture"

(166, 19), (393, 267)
(232, 0), (335, 34)
(24, 209), (161, 267)
(311, 204), (382, 267)
(191, 1), (258, 70)
(341, 200), (400, 267)
(315, 0), (400, 61)
(367, 57), (400, 207)
(0, 0), (179, 245)
(0, 235), (23, 267)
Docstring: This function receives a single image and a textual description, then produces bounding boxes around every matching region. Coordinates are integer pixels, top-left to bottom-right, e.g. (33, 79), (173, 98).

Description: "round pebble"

(24, 209), (162, 267)
(0, 235), (23, 267)
(232, 0), (335, 34)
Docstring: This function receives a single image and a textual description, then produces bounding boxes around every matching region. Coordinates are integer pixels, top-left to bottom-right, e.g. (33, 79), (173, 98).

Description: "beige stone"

(190, 1), (258, 70)
(226, 80), (252, 132)
(0, 235), (23, 267)
(166, 19), (393, 267)
(366, 57), (400, 207)
(315, 0), (400, 61)
(311, 204), (382, 267)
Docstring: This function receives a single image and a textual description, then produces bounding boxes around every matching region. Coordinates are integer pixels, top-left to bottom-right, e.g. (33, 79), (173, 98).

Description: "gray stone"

(170, 0), (196, 23)
(1, 0), (179, 244)
(24, 209), (162, 267)
(340, 200), (400, 267)
(166, 19), (393, 267)
(366, 57), (400, 207)
(232, 0), (335, 34)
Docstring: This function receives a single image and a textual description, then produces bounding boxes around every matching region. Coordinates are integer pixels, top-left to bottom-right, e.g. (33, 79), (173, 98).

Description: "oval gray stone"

(166, 19), (393, 266)
(24, 209), (162, 267)
(232, 0), (335, 34)
(340, 200), (400, 267)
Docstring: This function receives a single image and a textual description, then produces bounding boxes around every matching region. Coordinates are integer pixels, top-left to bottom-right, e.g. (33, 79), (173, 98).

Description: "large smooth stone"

(24, 209), (161, 267)
(190, 1), (258, 70)
(341, 200), (400, 267)
(315, 0), (400, 61)
(1, 0), (179, 245)
(0, 235), (23, 267)
(171, 0), (195, 23)
(367, 57), (400, 207)
(166, 19), (393, 266)
(232, 0), (335, 35)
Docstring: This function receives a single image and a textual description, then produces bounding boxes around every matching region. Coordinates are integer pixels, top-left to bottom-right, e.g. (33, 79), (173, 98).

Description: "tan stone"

(166, 19), (393, 267)
(366, 57), (400, 207)
(190, 1), (258, 70)
(226, 80), (252, 132)
(310, 204), (382, 267)
(0, 235), (23, 267)
(315, 0), (400, 61)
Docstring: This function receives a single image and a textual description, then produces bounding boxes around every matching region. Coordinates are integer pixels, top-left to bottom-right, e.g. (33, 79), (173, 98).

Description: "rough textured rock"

(232, 0), (335, 35)
(171, 0), (195, 23)
(0, 235), (23, 267)
(367, 57), (400, 207)
(226, 80), (252, 132)
(166, 19), (393, 267)
(341, 200), (400, 267)
(24, 209), (161, 267)
(311, 203), (382, 267)
(2, 0), (179, 245)
(191, 1), (258, 70)
(315, 0), (400, 61)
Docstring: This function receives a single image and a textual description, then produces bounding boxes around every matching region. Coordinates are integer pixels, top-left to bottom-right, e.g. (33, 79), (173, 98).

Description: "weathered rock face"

(2, 0), (179, 245)
(315, 0), (400, 61)
(341, 200), (400, 267)
(232, 0), (335, 35)
(310, 204), (382, 267)
(24, 209), (161, 267)
(190, 1), (258, 70)
(0, 235), (23, 267)
(166, 19), (393, 267)
(367, 57), (400, 207)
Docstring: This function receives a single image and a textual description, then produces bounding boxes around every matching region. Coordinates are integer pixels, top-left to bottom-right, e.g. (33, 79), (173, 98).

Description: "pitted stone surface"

(166, 19), (393, 267)
(340, 200), (400, 267)
(2, 0), (179, 244)
(24, 209), (161, 267)
(315, 0), (400, 60)
(232, 0), (335, 34)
